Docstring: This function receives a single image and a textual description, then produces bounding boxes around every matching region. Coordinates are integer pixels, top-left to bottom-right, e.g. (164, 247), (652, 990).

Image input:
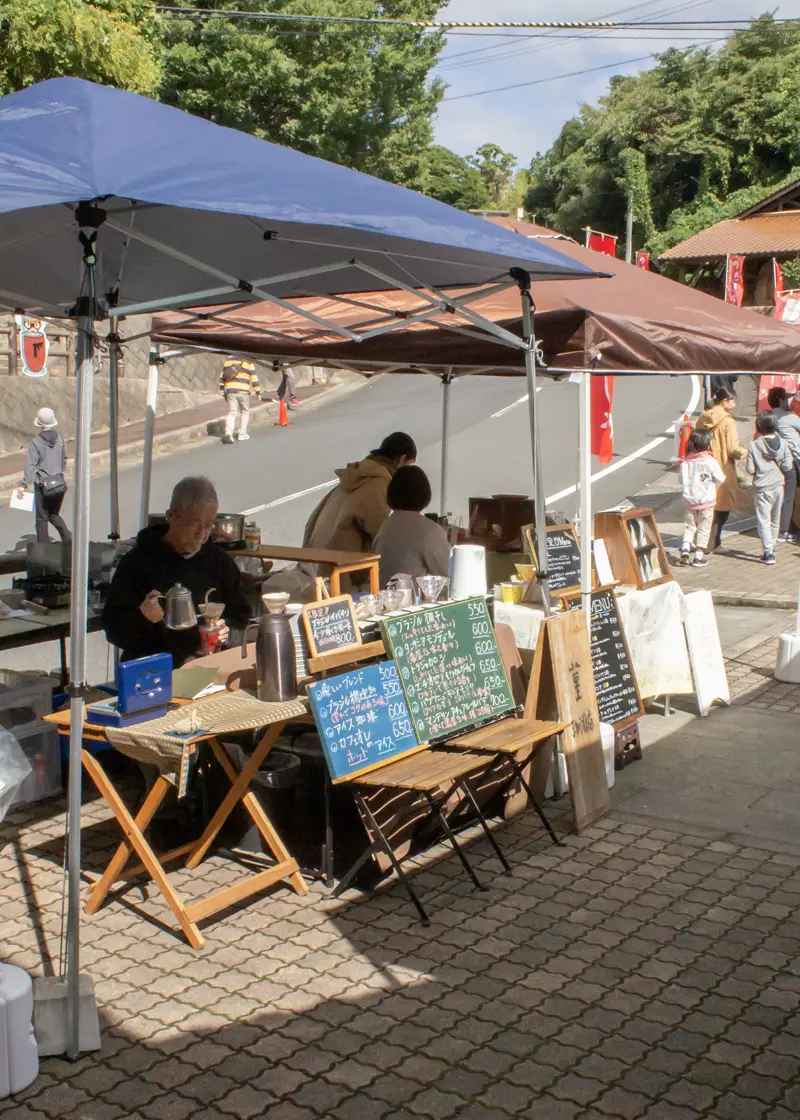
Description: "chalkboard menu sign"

(381, 598), (516, 743)
(307, 661), (422, 782)
(577, 588), (643, 726)
(526, 523), (582, 594)
(302, 595), (361, 659)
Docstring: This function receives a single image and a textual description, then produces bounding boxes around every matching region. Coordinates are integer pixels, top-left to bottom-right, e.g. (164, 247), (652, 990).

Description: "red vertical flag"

(774, 258), (784, 300)
(724, 255), (745, 305)
(587, 230), (618, 257)
(635, 251), (650, 270)
(591, 374), (615, 464)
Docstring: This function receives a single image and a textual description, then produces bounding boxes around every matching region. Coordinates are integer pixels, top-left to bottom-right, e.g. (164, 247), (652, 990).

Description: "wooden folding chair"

(333, 748), (509, 925)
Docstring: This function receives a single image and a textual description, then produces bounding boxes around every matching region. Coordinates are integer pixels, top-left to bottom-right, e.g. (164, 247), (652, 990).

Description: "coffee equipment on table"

(242, 599), (297, 702)
(388, 574), (415, 608)
(158, 583), (197, 630)
(198, 589), (226, 654)
(416, 575), (450, 604)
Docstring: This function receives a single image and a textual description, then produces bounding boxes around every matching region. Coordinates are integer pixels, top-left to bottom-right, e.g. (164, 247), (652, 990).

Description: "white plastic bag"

(0, 730), (32, 823)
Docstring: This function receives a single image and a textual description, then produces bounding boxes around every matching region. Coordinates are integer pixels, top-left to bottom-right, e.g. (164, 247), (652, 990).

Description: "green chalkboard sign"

(381, 598), (516, 743)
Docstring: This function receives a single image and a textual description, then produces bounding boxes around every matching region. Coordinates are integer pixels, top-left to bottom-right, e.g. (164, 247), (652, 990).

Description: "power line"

(442, 53), (659, 102)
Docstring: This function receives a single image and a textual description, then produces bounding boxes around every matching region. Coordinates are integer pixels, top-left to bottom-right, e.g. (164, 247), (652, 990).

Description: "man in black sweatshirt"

(103, 476), (252, 666)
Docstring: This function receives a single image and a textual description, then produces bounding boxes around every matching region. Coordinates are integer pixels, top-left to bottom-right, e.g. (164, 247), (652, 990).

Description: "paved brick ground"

(2, 777), (800, 1120)
(726, 634), (800, 714)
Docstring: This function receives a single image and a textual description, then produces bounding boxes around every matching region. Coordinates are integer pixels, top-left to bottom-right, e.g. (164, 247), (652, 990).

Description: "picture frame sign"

(302, 594), (362, 659)
(525, 523), (582, 595)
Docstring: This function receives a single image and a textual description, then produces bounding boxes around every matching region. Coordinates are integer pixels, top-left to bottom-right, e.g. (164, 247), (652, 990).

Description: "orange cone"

(275, 398), (291, 427)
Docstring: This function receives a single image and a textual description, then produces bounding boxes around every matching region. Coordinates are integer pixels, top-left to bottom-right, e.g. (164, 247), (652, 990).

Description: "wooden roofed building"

(659, 178), (800, 310)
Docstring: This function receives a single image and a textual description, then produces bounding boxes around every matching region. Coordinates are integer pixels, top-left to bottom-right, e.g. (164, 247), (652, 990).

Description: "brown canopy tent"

(153, 216), (800, 375)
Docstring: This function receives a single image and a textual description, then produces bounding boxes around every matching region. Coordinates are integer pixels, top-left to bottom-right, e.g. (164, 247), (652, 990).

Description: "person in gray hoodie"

(16, 408), (71, 544)
(746, 411), (792, 565)
(767, 386), (800, 541)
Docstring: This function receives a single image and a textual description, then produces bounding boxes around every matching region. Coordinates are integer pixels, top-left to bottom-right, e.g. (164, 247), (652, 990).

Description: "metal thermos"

(242, 613), (297, 702)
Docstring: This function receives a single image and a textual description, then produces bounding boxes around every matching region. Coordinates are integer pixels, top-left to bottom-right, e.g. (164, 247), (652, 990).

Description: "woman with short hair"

(374, 465), (451, 586)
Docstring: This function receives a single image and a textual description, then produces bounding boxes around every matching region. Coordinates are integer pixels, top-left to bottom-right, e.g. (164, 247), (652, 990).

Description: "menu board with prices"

(381, 597), (516, 743)
(307, 661), (421, 782)
(302, 595), (361, 659)
(580, 587), (643, 726)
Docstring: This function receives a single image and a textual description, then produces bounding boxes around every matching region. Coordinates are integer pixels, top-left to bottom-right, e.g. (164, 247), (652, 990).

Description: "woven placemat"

(107, 693), (308, 794)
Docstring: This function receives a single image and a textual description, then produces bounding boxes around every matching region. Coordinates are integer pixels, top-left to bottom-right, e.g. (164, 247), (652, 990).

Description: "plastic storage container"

(0, 963), (38, 1096)
(0, 670), (51, 734)
(10, 724), (61, 808)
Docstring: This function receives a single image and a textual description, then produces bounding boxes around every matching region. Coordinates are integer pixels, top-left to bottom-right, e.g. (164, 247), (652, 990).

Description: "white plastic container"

(0, 964), (38, 1096)
(10, 725), (61, 809)
(449, 544), (487, 599)
(601, 722), (615, 790)
(774, 632), (800, 683)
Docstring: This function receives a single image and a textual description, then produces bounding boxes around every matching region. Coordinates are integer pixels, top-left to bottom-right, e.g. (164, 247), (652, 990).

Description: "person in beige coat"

(695, 388), (747, 550)
(303, 432), (417, 556)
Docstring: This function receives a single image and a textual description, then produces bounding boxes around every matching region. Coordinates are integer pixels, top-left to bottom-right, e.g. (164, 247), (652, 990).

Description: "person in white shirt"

(373, 466), (451, 586)
(679, 429), (725, 568)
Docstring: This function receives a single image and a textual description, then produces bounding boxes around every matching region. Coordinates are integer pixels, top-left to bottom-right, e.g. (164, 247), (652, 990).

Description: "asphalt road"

(0, 371), (697, 551)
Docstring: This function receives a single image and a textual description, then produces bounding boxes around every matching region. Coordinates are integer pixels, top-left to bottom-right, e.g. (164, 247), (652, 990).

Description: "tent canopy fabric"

(154, 215), (800, 374)
(0, 79), (596, 319)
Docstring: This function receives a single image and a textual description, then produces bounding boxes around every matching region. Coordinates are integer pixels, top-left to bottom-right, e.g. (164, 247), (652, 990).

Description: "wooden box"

(594, 508), (672, 590)
(467, 495), (534, 552)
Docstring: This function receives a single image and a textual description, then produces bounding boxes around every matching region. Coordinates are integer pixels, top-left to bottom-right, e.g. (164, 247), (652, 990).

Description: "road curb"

(0, 371), (370, 501)
(709, 591), (796, 611)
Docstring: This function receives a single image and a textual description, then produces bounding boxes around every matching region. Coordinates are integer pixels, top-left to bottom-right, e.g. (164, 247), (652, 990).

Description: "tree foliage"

(423, 145), (488, 209)
(525, 15), (800, 261)
(159, 1), (445, 189)
(0, 0), (161, 95)
(467, 143), (517, 208)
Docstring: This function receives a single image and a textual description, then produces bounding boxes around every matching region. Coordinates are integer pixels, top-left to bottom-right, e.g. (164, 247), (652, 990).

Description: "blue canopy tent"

(0, 76), (598, 1055)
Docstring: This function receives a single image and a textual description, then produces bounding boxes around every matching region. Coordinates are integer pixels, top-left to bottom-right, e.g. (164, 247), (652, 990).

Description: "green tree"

(159, 1), (445, 189)
(468, 143), (518, 208)
(0, 0), (161, 95)
(525, 15), (800, 260)
(423, 145), (488, 209)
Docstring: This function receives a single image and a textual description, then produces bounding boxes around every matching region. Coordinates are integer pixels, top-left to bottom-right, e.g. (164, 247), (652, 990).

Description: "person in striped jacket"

(219, 356), (261, 443)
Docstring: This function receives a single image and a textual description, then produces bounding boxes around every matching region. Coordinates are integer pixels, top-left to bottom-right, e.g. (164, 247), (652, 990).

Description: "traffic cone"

(275, 398), (291, 427)
(671, 413), (692, 462)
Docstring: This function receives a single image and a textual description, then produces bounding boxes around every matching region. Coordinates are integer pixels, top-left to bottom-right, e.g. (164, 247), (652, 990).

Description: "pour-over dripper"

(416, 575), (449, 603)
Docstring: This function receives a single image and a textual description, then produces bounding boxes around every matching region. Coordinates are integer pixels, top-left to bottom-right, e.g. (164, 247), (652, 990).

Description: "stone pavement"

(2, 608), (800, 1120)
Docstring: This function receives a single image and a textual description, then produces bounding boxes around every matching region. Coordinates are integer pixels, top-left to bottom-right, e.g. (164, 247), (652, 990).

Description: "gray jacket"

(23, 431), (67, 487)
(770, 406), (800, 466)
(746, 434), (792, 490)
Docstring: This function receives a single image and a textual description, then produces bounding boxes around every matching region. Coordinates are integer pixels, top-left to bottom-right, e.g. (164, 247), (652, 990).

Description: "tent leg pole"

(703, 374), (712, 407)
(66, 269), (96, 1059)
(440, 368), (452, 518)
(108, 318), (121, 541)
(579, 371), (593, 622)
(515, 272), (551, 616)
(139, 344), (159, 530)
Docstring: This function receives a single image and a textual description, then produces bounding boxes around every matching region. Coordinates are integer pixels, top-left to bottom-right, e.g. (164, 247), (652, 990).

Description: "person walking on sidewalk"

(695, 388), (747, 551)
(16, 407), (71, 544)
(767, 386), (800, 541)
(219, 356), (261, 444)
(271, 361), (301, 410)
(746, 411), (793, 565)
(679, 430), (725, 567)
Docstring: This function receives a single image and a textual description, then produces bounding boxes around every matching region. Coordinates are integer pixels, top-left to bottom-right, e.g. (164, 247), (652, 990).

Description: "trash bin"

(219, 741), (301, 854)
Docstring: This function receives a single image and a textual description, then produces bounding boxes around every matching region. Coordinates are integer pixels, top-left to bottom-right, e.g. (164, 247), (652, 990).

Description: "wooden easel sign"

(302, 594), (362, 659)
(525, 523), (583, 599)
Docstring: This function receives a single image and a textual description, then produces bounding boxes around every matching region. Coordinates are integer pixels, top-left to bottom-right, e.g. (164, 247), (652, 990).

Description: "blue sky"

(432, 1), (794, 166)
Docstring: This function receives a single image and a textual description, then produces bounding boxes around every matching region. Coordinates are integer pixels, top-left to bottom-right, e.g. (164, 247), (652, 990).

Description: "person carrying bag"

(17, 408), (71, 544)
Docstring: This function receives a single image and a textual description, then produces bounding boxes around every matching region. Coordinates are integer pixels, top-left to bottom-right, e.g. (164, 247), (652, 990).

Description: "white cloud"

(433, 0), (798, 163)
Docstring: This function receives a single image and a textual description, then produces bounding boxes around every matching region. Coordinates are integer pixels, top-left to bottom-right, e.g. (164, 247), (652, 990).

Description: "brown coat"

(303, 455), (393, 554)
(695, 405), (748, 512)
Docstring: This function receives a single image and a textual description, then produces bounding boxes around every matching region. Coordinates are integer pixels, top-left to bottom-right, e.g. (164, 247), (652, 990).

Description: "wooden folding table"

(49, 693), (309, 948)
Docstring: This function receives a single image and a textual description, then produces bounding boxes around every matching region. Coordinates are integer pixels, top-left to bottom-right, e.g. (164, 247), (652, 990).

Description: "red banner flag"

(774, 258), (784, 299)
(635, 251), (650, 270)
(591, 374), (615, 464)
(757, 373), (800, 413)
(724, 255), (745, 305)
(587, 230), (618, 258)
(774, 289), (800, 323)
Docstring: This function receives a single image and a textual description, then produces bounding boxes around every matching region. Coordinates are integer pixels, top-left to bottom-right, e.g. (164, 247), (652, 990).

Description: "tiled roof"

(660, 211), (800, 262)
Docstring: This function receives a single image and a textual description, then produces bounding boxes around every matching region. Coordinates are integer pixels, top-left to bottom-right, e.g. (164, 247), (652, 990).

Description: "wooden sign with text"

(302, 594), (362, 660)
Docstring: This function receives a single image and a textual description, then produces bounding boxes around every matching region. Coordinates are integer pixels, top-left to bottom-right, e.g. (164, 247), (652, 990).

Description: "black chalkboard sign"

(302, 595), (361, 659)
(571, 588), (643, 727)
(526, 523), (582, 595)
(307, 661), (423, 782)
(381, 598), (516, 743)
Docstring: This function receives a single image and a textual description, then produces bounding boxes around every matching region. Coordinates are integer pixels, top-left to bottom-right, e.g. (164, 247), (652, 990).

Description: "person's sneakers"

(761, 552), (776, 565)
(679, 550), (691, 566)
(270, 394), (281, 403)
(238, 433), (250, 441)
(691, 555), (708, 567)
(222, 434), (234, 445)
(778, 532), (797, 543)
(289, 396), (302, 406)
